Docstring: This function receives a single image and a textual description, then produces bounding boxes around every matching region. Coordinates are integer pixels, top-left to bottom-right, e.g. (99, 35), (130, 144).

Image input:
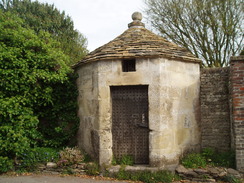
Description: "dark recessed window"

(122, 59), (136, 72)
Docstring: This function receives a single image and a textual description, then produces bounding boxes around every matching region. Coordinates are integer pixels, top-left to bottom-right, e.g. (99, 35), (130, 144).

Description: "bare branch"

(144, 0), (244, 67)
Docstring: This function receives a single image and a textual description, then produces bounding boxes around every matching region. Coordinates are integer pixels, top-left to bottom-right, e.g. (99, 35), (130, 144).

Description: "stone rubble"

(36, 162), (87, 175)
(34, 162), (243, 182)
(175, 165), (243, 182)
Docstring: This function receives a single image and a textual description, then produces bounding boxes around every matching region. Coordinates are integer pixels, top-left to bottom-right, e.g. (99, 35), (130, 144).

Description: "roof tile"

(73, 27), (201, 68)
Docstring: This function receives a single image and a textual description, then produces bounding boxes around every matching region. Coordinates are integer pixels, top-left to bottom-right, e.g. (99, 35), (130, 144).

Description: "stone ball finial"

(128, 12), (145, 28)
(132, 12), (142, 21)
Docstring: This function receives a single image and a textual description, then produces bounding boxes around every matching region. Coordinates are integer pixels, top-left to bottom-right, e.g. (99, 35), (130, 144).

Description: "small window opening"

(122, 59), (136, 72)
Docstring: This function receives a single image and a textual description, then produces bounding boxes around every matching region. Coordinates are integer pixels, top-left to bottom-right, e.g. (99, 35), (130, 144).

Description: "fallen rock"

(77, 163), (86, 169)
(37, 164), (46, 170)
(107, 165), (121, 174)
(227, 168), (242, 179)
(218, 170), (227, 177)
(46, 162), (57, 169)
(184, 170), (198, 177)
(175, 165), (188, 174)
(191, 178), (215, 182)
(207, 167), (220, 177)
(194, 168), (208, 174)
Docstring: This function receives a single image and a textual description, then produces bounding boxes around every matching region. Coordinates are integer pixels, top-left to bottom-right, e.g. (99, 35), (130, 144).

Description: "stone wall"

(200, 67), (231, 151)
(200, 56), (244, 172)
(230, 56), (244, 173)
(96, 58), (201, 167)
(76, 62), (100, 160)
(76, 57), (201, 168)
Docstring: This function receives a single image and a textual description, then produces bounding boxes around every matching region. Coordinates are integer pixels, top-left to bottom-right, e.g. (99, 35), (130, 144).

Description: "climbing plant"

(0, 10), (79, 172)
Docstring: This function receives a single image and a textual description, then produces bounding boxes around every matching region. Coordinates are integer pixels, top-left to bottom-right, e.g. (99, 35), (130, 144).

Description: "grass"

(85, 162), (100, 176)
(181, 153), (207, 168)
(181, 148), (236, 169)
(223, 175), (242, 183)
(112, 155), (134, 166)
(113, 169), (181, 183)
(202, 148), (235, 168)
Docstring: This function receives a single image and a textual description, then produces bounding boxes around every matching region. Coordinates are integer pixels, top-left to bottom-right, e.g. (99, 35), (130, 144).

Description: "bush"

(0, 156), (14, 173)
(57, 147), (84, 167)
(37, 73), (79, 148)
(181, 153), (207, 168)
(17, 147), (59, 170)
(0, 10), (79, 163)
(0, 99), (40, 159)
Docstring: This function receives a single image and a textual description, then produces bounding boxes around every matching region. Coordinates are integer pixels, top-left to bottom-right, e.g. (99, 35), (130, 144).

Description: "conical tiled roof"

(73, 13), (201, 68)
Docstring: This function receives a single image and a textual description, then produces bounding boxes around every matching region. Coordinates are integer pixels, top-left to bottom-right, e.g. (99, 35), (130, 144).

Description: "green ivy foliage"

(0, 156), (14, 173)
(37, 73), (79, 148)
(0, 97), (39, 158)
(0, 10), (78, 172)
(17, 147), (59, 170)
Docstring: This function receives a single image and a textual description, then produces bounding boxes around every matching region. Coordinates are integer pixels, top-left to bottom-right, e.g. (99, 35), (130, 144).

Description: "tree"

(0, 0), (88, 65)
(144, 0), (244, 67)
(0, 10), (71, 166)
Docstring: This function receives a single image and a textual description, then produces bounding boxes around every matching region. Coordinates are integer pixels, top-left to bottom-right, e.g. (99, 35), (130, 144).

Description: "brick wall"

(200, 67), (231, 151)
(230, 56), (244, 172)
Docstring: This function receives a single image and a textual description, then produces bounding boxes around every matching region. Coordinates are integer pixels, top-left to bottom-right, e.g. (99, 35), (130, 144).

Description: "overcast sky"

(38, 0), (146, 52)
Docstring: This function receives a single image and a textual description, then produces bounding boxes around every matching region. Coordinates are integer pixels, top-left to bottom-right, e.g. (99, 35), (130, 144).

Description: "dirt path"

(0, 174), (130, 183)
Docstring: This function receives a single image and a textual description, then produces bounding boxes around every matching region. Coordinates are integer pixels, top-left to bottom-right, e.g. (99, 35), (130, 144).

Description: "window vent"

(122, 59), (136, 72)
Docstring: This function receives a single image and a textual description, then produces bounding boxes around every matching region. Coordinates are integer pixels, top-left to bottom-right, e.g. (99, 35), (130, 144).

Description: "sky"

(38, 0), (146, 52)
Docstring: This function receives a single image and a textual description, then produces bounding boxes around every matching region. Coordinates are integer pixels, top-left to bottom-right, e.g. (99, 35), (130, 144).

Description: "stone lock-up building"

(73, 12), (201, 168)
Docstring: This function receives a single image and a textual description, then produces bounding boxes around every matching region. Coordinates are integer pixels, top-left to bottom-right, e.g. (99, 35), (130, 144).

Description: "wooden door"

(111, 85), (149, 164)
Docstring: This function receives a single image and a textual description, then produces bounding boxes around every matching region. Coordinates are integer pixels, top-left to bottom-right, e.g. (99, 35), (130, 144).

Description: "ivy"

(0, 10), (79, 170)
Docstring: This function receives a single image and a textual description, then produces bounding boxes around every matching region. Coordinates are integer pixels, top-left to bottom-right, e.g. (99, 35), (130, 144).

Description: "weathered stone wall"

(76, 55), (243, 171)
(200, 67), (231, 151)
(230, 56), (244, 173)
(76, 62), (100, 160)
(76, 58), (201, 168)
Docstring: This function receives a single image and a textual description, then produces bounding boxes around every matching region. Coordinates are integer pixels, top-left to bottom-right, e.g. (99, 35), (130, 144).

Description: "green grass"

(181, 153), (207, 168)
(181, 148), (236, 169)
(85, 162), (100, 176)
(114, 169), (181, 183)
(112, 155), (134, 166)
(202, 148), (235, 168)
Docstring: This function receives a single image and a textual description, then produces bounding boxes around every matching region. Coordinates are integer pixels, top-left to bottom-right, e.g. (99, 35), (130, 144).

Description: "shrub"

(181, 153), (207, 168)
(0, 99), (40, 160)
(57, 147), (84, 167)
(0, 156), (14, 173)
(17, 147), (59, 170)
(0, 10), (79, 163)
(37, 73), (80, 148)
(0, 10), (70, 160)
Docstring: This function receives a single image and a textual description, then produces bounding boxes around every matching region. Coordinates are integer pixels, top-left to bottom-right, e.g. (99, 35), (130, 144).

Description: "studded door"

(111, 85), (149, 164)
